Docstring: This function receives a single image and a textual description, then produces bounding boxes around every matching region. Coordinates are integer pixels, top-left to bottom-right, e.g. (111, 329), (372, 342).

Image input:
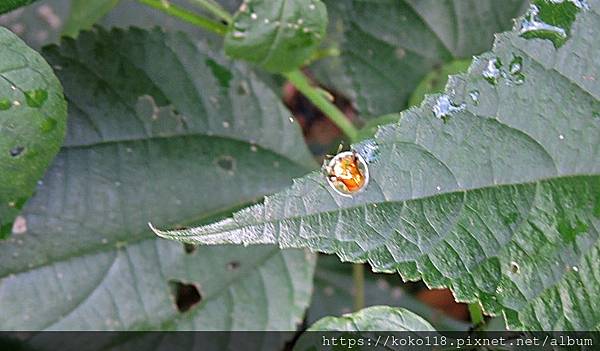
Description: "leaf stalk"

(283, 70), (359, 141)
(137, 0), (228, 36)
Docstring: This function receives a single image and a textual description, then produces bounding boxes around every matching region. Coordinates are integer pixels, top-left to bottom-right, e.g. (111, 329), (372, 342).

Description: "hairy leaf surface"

(0, 28), (315, 335)
(153, 2), (600, 330)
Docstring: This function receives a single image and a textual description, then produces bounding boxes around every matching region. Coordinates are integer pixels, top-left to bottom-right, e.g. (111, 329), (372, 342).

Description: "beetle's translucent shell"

(322, 151), (369, 196)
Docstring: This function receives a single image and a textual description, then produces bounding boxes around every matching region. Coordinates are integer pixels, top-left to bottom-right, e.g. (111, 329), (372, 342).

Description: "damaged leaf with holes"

(0, 27), (67, 239)
(225, 0), (328, 73)
(153, 1), (600, 331)
(0, 28), (316, 339)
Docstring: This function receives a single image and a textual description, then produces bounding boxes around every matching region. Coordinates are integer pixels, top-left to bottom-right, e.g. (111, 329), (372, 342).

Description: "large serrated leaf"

(0, 27), (67, 238)
(152, 2), (600, 330)
(313, 0), (529, 121)
(0, 27), (316, 335)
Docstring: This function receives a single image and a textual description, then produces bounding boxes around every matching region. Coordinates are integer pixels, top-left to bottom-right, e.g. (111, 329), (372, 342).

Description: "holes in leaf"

(227, 261), (241, 271)
(10, 146), (25, 157)
(183, 243), (196, 254)
(510, 261), (520, 274)
(215, 155), (235, 172)
(169, 280), (202, 313)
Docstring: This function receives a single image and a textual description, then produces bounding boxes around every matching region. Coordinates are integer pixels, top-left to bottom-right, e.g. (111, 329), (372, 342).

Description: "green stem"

(352, 264), (365, 311)
(468, 303), (485, 327)
(283, 70), (358, 141)
(188, 0), (233, 24)
(137, 0), (228, 36)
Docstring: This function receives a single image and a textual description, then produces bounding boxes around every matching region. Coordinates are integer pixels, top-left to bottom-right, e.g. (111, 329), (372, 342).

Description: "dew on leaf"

(559, 134), (565, 140)
(432, 95), (465, 121)
(222, 121), (230, 128)
(10, 146), (25, 157)
(482, 58), (502, 85)
(250, 12), (257, 20)
(468, 90), (480, 104)
(508, 56), (526, 85)
(519, 0), (585, 47)
(572, 266), (579, 272)
(24, 89), (48, 108)
(13, 100), (21, 107)
(250, 145), (258, 152)
(0, 99), (11, 110)
(40, 117), (57, 133)
(353, 140), (379, 163)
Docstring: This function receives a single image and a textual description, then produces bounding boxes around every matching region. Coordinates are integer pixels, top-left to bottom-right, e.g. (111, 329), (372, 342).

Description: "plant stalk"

(468, 302), (485, 327)
(352, 263), (365, 311)
(283, 70), (359, 141)
(188, 0), (233, 24)
(137, 0), (228, 36)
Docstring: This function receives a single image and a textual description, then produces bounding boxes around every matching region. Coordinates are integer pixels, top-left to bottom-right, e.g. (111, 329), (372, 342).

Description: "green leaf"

(0, 0), (38, 14)
(408, 59), (472, 107)
(309, 255), (470, 331)
(152, 2), (600, 331)
(0, 27), (316, 333)
(294, 306), (437, 351)
(62, 0), (120, 37)
(312, 0), (529, 120)
(355, 113), (400, 142)
(307, 306), (436, 331)
(224, 0), (328, 73)
(0, 27), (67, 239)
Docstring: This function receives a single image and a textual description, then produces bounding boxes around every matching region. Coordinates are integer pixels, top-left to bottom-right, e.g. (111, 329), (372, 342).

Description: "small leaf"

(294, 306), (437, 350)
(0, 0), (38, 15)
(0, 28), (315, 335)
(307, 306), (436, 331)
(0, 27), (67, 239)
(62, 0), (120, 37)
(309, 255), (470, 331)
(152, 2), (600, 331)
(224, 0), (328, 73)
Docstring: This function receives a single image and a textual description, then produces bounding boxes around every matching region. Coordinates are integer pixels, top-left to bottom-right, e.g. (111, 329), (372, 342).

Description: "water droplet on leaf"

(482, 58), (502, 85)
(469, 90), (480, 104)
(519, 0), (584, 47)
(432, 95), (465, 121)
